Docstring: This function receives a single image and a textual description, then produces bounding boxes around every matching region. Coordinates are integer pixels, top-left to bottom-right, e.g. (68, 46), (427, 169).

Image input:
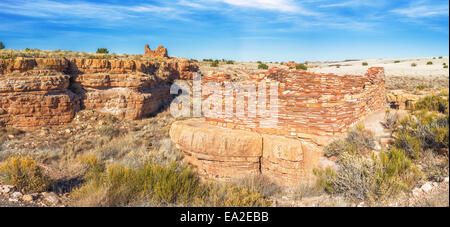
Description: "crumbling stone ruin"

(170, 67), (386, 186)
(0, 46), (198, 128)
(144, 44), (169, 58)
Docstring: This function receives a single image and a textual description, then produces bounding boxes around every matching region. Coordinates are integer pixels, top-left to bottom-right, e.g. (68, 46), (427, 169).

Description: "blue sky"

(0, 0), (448, 61)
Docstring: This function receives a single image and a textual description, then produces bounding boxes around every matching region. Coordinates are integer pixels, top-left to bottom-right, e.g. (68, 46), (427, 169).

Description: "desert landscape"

(0, 45), (448, 207)
(0, 0), (448, 210)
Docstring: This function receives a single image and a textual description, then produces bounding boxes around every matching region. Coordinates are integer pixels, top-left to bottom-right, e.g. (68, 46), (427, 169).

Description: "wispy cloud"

(391, 0), (449, 18)
(0, 0), (177, 20)
(391, 5), (449, 18)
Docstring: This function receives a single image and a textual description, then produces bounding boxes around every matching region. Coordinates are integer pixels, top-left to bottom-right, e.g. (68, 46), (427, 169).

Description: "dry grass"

(0, 156), (52, 193)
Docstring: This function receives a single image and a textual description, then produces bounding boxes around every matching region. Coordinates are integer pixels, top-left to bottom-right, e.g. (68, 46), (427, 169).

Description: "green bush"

(72, 159), (202, 206)
(295, 63), (307, 70)
(210, 61), (219, 67)
(258, 63), (269, 70)
(411, 63), (417, 67)
(96, 48), (109, 54)
(394, 60), (400, 63)
(226, 60), (234, 64)
(416, 85), (428, 90)
(362, 62), (368, 66)
(426, 61), (433, 65)
(393, 130), (422, 159)
(315, 148), (422, 201)
(324, 139), (348, 158)
(444, 65), (448, 69)
(323, 125), (376, 157)
(0, 41), (4, 50)
(414, 95), (448, 114)
(0, 156), (52, 193)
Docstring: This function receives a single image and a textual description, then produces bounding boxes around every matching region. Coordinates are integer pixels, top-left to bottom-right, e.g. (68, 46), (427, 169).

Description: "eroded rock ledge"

(170, 118), (322, 187)
(0, 48), (199, 128)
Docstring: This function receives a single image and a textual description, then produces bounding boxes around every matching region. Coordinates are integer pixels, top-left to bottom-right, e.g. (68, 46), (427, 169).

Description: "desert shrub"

(345, 126), (376, 154)
(295, 63), (307, 70)
(210, 60), (219, 67)
(416, 85), (428, 90)
(96, 125), (121, 139)
(232, 174), (280, 197)
(420, 150), (449, 182)
(426, 61), (433, 65)
(438, 56), (443, 59)
(72, 160), (201, 207)
(382, 111), (399, 130)
(414, 95), (448, 114)
(362, 62), (368, 66)
(195, 182), (271, 207)
(0, 156), (52, 193)
(258, 63), (269, 70)
(94, 134), (148, 162)
(393, 130), (422, 159)
(444, 65), (448, 69)
(394, 60), (400, 63)
(0, 41), (5, 50)
(324, 139), (348, 157)
(323, 125), (376, 157)
(226, 60), (234, 64)
(96, 48), (109, 54)
(0, 52), (15, 60)
(411, 63), (417, 67)
(315, 148), (422, 201)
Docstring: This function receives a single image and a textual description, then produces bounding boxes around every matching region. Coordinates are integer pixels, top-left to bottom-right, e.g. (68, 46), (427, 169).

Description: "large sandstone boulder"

(170, 118), (262, 179)
(170, 118), (323, 187)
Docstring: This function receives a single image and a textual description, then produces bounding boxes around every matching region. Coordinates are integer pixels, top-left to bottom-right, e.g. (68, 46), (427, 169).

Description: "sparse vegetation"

(411, 63), (417, 67)
(427, 61), (433, 65)
(226, 60), (235, 64)
(258, 63), (269, 70)
(295, 63), (307, 70)
(96, 48), (109, 54)
(72, 156), (271, 207)
(323, 125), (376, 158)
(315, 147), (422, 202)
(394, 60), (400, 63)
(0, 156), (52, 193)
(0, 41), (5, 50)
(211, 60), (219, 67)
(362, 62), (368, 66)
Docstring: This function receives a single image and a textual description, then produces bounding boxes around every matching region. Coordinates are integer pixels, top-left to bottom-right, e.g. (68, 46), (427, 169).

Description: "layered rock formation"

(170, 67), (386, 186)
(0, 47), (199, 128)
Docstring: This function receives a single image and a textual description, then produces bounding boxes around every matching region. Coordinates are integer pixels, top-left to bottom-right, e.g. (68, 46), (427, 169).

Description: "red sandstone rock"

(170, 118), (323, 186)
(0, 48), (199, 128)
(144, 44), (168, 58)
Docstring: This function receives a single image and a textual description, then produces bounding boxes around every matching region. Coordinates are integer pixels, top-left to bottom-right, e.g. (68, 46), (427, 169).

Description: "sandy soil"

(309, 57), (449, 77)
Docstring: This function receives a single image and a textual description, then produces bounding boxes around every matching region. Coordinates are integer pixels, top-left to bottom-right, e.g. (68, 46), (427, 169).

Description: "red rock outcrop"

(0, 48), (199, 128)
(0, 69), (79, 128)
(170, 118), (322, 186)
(144, 44), (168, 58)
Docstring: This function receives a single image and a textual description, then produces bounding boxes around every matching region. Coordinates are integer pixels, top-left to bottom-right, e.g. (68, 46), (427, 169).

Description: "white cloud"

(391, 4), (449, 18)
(0, 0), (176, 20)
